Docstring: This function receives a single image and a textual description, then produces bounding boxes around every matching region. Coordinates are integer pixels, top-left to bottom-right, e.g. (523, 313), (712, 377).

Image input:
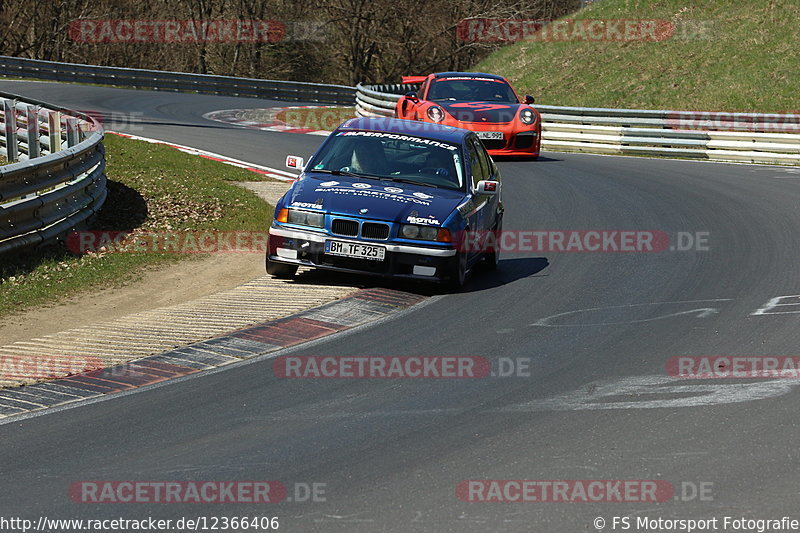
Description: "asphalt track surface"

(2, 80), (800, 532)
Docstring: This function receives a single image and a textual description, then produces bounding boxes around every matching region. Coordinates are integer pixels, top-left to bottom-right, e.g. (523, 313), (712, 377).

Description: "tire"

(483, 220), (502, 271)
(266, 256), (298, 279)
(445, 236), (468, 290)
(446, 251), (467, 290)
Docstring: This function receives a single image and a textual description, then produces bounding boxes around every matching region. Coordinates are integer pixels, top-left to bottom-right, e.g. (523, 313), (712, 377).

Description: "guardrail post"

(66, 117), (79, 147)
(48, 111), (62, 153)
(4, 99), (19, 162)
(26, 105), (40, 159)
(0, 90), (108, 257)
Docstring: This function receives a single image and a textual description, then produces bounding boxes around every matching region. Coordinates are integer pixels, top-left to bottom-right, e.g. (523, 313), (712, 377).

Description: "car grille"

(331, 218), (359, 237)
(480, 138), (506, 151)
(514, 132), (536, 149)
(361, 222), (390, 240)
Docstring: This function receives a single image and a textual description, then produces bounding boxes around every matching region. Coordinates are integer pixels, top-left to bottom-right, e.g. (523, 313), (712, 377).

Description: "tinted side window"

(475, 141), (493, 182)
(466, 140), (481, 187)
(469, 139), (489, 186)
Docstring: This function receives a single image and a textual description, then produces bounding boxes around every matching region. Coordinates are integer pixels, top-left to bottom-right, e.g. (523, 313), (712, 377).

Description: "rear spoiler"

(401, 76), (427, 84)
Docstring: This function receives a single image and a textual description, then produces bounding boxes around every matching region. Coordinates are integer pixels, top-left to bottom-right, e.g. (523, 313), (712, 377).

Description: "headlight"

(427, 106), (445, 122)
(401, 224), (420, 239)
(286, 208), (324, 228)
(520, 107), (535, 125)
(400, 224), (448, 241)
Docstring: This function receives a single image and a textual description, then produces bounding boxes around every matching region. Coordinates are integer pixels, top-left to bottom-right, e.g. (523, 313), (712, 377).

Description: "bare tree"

(0, 0), (579, 84)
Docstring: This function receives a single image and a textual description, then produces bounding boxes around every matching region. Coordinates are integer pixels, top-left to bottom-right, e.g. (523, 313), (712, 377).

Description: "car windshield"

(307, 130), (465, 190)
(427, 77), (518, 102)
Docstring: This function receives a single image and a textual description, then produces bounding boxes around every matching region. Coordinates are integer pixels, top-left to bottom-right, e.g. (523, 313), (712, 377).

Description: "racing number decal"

(449, 103), (512, 111)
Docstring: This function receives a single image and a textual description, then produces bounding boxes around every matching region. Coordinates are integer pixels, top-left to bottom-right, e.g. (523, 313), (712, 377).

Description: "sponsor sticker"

(407, 216), (441, 225)
(339, 130), (459, 151)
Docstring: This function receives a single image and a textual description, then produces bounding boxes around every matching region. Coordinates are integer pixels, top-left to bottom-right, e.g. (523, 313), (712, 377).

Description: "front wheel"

(445, 242), (468, 291)
(266, 256), (298, 279)
(482, 220), (502, 271)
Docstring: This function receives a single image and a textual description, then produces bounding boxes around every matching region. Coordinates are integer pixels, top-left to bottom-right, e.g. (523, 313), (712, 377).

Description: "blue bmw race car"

(266, 117), (503, 288)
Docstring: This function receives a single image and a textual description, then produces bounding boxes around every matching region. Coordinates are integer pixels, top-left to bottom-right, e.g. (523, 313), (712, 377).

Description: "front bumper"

(478, 130), (541, 156)
(268, 226), (458, 282)
(454, 121), (541, 157)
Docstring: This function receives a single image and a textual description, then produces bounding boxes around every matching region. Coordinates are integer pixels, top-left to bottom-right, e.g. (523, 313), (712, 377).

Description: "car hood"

(284, 174), (467, 225)
(438, 101), (521, 123)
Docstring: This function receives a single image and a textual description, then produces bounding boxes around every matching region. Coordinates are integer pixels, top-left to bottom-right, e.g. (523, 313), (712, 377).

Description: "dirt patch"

(0, 181), (290, 345)
(0, 253), (265, 344)
(236, 180), (294, 204)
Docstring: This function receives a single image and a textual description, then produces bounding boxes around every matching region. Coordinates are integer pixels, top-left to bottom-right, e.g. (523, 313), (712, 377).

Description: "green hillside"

(475, 0), (798, 111)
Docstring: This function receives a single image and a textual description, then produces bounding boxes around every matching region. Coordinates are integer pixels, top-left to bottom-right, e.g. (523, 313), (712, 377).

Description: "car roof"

(337, 117), (472, 144)
(432, 72), (507, 81)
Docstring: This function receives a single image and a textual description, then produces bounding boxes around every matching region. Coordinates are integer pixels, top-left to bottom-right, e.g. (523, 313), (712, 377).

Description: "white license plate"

(477, 131), (504, 140)
(325, 240), (386, 261)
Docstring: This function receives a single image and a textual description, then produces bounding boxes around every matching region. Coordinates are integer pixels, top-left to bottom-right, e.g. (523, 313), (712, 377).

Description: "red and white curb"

(108, 131), (300, 182)
(0, 288), (427, 421)
(203, 105), (336, 136)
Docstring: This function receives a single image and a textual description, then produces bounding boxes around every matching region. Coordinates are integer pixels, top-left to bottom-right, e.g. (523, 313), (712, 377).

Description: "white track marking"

(751, 294), (800, 315)
(530, 299), (731, 327)
(504, 375), (798, 411)
(109, 131), (299, 181)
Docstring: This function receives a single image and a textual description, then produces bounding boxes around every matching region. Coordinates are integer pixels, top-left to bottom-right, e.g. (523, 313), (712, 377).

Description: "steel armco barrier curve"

(0, 91), (106, 255)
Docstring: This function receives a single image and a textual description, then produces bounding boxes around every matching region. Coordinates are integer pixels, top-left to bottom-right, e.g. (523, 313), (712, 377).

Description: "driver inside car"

(475, 83), (503, 101)
(345, 138), (387, 175)
(423, 148), (457, 184)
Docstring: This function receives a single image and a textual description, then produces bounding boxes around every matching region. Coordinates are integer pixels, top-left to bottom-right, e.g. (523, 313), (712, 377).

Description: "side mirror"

(475, 180), (499, 196)
(525, 95), (535, 105)
(405, 91), (419, 103)
(286, 155), (305, 171)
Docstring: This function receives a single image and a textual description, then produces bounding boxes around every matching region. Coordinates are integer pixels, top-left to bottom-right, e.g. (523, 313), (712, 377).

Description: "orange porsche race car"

(394, 72), (541, 158)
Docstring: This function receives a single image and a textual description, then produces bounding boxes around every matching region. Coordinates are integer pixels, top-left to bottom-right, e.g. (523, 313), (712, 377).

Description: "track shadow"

(463, 257), (550, 293)
(104, 119), (246, 131)
(0, 181), (148, 283)
(494, 155), (561, 163)
(275, 256), (550, 297)
(284, 268), (441, 296)
(91, 181), (148, 231)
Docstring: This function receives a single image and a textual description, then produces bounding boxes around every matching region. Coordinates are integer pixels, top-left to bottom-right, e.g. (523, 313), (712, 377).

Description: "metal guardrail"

(356, 83), (800, 165)
(356, 84), (418, 118)
(0, 90), (106, 255)
(0, 55), (356, 106)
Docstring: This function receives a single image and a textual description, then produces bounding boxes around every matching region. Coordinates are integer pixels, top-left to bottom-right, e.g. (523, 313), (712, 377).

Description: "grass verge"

(0, 133), (273, 318)
(475, 0), (799, 111)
